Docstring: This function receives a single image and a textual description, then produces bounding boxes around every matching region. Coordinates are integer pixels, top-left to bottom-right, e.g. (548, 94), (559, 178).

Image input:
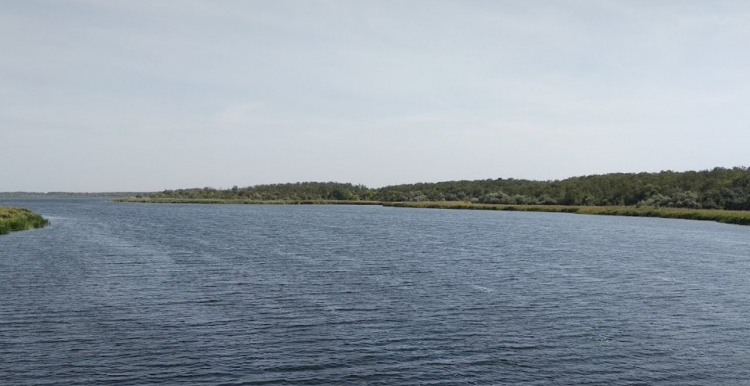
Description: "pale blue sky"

(1, 0), (748, 191)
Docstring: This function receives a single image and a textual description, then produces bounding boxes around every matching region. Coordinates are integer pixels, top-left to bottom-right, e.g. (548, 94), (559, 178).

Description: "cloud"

(1, 0), (749, 191)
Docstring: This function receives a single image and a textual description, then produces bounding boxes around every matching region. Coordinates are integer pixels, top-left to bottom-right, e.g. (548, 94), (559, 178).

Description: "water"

(2, 199), (750, 385)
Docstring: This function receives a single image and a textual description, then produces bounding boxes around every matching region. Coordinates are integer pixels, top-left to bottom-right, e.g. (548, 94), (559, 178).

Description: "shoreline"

(114, 198), (750, 226)
(114, 198), (384, 205)
(0, 206), (50, 235)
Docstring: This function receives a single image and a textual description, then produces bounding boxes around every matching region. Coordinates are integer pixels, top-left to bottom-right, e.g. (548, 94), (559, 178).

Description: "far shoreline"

(113, 198), (750, 227)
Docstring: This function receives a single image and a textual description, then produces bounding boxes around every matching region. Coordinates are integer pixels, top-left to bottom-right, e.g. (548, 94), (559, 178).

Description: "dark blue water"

(2, 199), (750, 385)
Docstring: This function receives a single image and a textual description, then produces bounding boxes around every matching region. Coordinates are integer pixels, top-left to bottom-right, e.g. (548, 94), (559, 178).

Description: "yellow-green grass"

(0, 206), (49, 235)
(382, 202), (750, 226)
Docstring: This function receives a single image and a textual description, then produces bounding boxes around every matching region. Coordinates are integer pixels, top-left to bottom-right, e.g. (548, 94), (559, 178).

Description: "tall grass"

(382, 202), (750, 226)
(575, 206), (750, 226)
(0, 206), (49, 235)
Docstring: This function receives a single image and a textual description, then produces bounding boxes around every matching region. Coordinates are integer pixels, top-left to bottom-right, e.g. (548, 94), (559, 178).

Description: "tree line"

(147, 167), (750, 210)
(147, 182), (373, 202)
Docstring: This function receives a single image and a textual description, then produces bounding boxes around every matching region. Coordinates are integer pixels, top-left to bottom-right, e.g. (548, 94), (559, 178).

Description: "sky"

(1, 0), (749, 192)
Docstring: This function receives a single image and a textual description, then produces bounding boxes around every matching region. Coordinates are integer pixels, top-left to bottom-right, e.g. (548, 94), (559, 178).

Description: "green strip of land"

(382, 202), (750, 226)
(115, 198), (750, 226)
(0, 206), (50, 235)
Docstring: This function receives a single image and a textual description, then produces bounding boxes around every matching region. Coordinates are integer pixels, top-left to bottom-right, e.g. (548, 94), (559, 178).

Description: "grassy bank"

(115, 197), (750, 226)
(382, 202), (750, 226)
(0, 206), (49, 235)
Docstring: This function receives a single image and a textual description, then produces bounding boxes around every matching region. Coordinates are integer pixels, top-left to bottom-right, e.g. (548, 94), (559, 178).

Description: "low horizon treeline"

(147, 182), (372, 202)
(146, 166), (750, 211)
(0, 192), (148, 199)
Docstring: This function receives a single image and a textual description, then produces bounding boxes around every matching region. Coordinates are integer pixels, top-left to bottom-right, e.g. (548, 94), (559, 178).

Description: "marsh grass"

(0, 206), (49, 235)
(575, 206), (750, 226)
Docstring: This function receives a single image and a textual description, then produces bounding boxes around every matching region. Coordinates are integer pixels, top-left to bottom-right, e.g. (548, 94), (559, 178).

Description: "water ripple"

(1, 199), (750, 385)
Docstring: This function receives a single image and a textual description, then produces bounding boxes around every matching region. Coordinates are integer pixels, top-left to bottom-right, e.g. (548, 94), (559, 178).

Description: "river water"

(1, 199), (750, 385)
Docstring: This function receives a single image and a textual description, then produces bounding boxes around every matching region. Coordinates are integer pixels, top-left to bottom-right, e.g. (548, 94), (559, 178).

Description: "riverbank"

(115, 198), (750, 226)
(0, 206), (49, 235)
(382, 202), (750, 226)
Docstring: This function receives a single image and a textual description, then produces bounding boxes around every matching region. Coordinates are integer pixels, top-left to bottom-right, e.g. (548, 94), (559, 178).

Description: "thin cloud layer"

(1, 0), (748, 191)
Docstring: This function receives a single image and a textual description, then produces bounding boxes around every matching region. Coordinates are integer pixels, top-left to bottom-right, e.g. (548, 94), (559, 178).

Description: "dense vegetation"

(0, 206), (49, 235)
(148, 182), (373, 201)
(145, 167), (750, 211)
(376, 167), (750, 210)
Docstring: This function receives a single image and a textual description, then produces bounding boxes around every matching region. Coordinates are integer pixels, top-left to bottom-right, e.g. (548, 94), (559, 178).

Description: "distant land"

(3, 167), (750, 227)
(0, 192), (151, 199)
(124, 167), (749, 211)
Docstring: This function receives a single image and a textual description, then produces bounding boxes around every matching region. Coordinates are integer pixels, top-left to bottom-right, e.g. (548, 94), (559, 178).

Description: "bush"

(0, 207), (49, 235)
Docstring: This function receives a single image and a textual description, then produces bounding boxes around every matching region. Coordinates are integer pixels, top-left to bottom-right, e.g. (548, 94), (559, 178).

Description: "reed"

(574, 206), (750, 226)
(0, 206), (49, 235)
(382, 202), (750, 226)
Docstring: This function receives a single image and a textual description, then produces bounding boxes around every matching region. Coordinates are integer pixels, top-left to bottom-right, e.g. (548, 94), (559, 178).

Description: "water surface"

(2, 199), (750, 385)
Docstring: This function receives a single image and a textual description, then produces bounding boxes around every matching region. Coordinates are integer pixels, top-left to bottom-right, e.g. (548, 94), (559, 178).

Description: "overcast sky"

(1, 0), (749, 192)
